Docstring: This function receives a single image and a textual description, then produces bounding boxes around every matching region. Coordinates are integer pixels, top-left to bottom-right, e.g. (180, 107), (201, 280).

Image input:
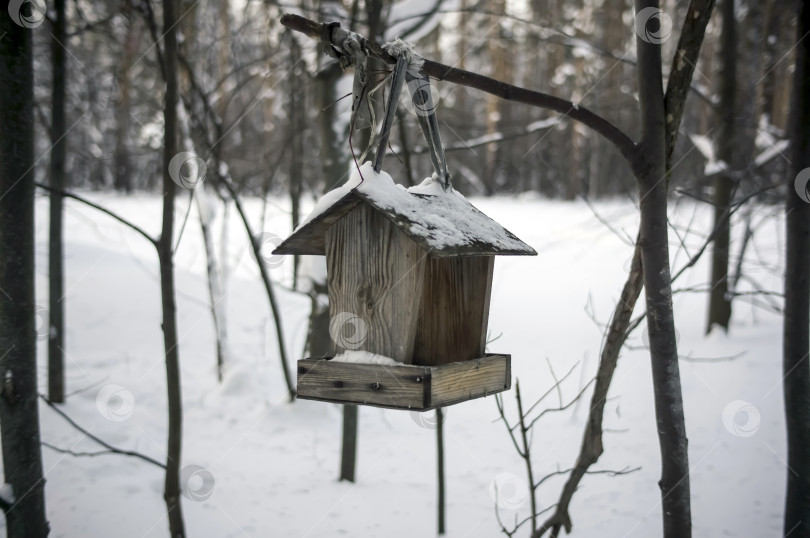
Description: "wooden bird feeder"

(272, 50), (536, 410)
(272, 163), (536, 410)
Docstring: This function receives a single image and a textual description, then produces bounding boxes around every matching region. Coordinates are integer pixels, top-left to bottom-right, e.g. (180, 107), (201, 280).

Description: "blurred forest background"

(31, 0), (794, 204)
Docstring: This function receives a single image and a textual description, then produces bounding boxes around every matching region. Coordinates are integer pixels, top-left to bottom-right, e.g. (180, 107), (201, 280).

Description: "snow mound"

(331, 350), (401, 366)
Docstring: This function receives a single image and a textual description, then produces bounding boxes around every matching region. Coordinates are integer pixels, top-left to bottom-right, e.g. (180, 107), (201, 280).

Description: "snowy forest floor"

(4, 191), (786, 537)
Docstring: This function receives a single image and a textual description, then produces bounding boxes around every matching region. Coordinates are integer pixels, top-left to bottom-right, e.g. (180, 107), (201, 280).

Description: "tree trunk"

(48, 0), (67, 403)
(0, 11), (50, 536)
(197, 187), (229, 382)
(706, 0), (735, 333)
(339, 405), (358, 482)
(289, 34), (303, 289)
(437, 407), (446, 535)
(314, 0), (362, 483)
(114, 8), (139, 193)
(782, 0), (810, 534)
(160, 0), (186, 535)
(635, 1), (691, 535)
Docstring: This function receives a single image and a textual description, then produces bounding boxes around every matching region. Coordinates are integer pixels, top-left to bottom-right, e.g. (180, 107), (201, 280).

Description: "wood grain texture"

(297, 358), (429, 409)
(412, 256), (494, 366)
(296, 355), (510, 410)
(430, 354), (510, 408)
(326, 204), (426, 362)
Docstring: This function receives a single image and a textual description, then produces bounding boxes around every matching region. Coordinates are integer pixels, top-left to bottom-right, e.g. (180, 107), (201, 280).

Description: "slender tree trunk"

(783, 0), (810, 534)
(0, 12), (50, 536)
(197, 187), (228, 382)
(114, 7), (138, 193)
(289, 34), (303, 289)
(339, 405), (358, 481)
(313, 0), (362, 482)
(160, 0), (186, 535)
(48, 0), (67, 403)
(706, 0), (735, 333)
(437, 407), (445, 535)
(634, 1), (691, 535)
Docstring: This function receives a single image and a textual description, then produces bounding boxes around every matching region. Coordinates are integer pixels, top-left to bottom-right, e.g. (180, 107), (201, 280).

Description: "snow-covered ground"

(4, 190), (786, 537)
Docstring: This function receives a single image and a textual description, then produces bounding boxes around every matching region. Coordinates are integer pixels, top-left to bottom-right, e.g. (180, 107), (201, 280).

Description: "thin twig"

(39, 395), (166, 469)
(34, 183), (157, 247)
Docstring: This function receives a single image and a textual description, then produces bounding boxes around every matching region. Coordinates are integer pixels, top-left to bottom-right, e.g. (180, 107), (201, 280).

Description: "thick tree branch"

(536, 244), (644, 538)
(279, 13), (640, 172)
(664, 0), (717, 168)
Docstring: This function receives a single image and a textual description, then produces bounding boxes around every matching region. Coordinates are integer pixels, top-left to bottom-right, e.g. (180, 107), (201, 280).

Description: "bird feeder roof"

(273, 162), (537, 258)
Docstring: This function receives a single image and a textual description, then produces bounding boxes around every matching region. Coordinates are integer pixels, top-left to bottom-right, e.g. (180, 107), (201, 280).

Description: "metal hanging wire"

(405, 72), (450, 190)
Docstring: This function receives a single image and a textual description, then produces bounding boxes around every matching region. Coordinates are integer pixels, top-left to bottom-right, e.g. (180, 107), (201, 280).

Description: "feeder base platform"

(296, 354), (511, 411)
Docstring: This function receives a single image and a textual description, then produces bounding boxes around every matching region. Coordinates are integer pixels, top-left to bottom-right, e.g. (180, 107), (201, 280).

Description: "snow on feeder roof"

(273, 162), (537, 258)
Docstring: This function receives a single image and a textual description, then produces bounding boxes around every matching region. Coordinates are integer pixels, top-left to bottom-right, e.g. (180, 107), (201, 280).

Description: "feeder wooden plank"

(296, 354), (510, 411)
(429, 354), (510, 408)
(412, 256), (494, 366)
(297, 358), (428, 409)
(326, 204), (426, 362)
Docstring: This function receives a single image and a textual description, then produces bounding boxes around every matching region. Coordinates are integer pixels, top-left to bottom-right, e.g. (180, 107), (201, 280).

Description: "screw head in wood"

(333, 380), (343, 388)
(370, 382), (382, 390)
(415, 376), (423, 383)
(297, 367), (306, 374)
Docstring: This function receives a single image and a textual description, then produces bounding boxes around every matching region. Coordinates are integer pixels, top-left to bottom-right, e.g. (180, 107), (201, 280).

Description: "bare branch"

(34, 182), (157, 247)
(39, 395), (166, 469)
(664, 0), (717, 169)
